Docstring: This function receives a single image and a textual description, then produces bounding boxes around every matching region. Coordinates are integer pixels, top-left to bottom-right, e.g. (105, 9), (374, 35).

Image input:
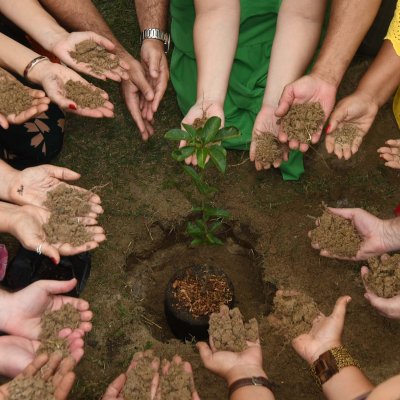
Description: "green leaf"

(182, 123), (197, 139)
(191, 238), (206, 246)
(187, 221), (205, 239)
(203, 116), (222, 144)
(209, 145), (227, 173)
(183, 165), (201, 182)
(183, 166), (217, 195)
(172, 146), (195, 161)
(214, 126), (241, 142)
(204, 207), (230, 219)
(209, 220), (223, 233)
(165, 129), (191, 141)
(196, 148), (209, 169)
(206, 232), (224, 245)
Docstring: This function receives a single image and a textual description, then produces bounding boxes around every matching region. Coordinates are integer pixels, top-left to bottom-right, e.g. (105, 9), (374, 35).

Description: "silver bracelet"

(23, 55), (50, 79)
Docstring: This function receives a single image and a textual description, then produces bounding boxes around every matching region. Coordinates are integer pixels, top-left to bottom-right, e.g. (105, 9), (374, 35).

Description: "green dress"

(170, 0), (304, 181)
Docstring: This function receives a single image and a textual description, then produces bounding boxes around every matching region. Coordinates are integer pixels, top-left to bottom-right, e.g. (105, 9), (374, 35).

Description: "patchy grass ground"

(1, 1), (400, 399)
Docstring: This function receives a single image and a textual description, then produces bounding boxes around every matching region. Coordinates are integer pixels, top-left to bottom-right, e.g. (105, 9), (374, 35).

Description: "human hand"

(180, 102), (225, 166)
(0, 279), (92, 340)
(157, 356), (200, 400)
(250, 104), (289, 170)
(275, 74), (337, 152)
(7, 203), (106, 263)
(326, 92), (379, 160)
(140, 40), (169, 123)
(119, 54), (155, 141)
(292, 296), (351, 365)
(361, 265), (400, 320)
(0, 334), (82, 378)
(0, 352), (76, 400)
(8, 164), (103, 218)
(378, 139), (400, 169)
(102, 351), (160, 400)
(309, 207), (395, 260)
(0, 68), (50, 129)
(51, 32), (129, 82)
(31, 61), (114, 118)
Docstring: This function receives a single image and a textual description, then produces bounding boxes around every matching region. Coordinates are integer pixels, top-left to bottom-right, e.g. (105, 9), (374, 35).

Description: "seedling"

(165, 117), (240, 245)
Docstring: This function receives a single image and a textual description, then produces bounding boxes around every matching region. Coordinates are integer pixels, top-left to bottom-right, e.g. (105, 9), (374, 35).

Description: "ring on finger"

(36, 241), (45, 255)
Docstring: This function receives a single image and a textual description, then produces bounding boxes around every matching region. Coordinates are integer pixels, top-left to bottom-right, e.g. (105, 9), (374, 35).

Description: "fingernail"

(51, 257), (59, 265)
(69, 104), (77, 110)
(326, 124), (332, 134)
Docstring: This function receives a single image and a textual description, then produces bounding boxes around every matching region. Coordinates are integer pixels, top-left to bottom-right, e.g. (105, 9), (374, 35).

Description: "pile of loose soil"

(269, 292), (320, 340)
(43, 184), (92, 246)
(123, 354), (154, 400)
(65, 80), (105, 109)
(8, 377), (55, 400)
(278, 102), (325, 142)
(69, 39), (120, 74)
(310, 208), (362, 258)
(332, 124), (360, 146)
(0, 75), (33, 116)
(366, 255), (400, 298)
(172, 269), (233, 318)
(209, 305), (259, 352)
(255, 132), (287, 164)
(160, 360), (193, 400)
(37, 303), (80, 356)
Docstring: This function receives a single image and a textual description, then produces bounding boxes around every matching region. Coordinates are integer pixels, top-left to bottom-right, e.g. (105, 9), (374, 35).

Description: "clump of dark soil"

(192, 116), (207, 129)
(209, 305), (259, 352)
(0, 75), (33, 116)
(332, 124), (360, 146)
(268, 291), (320, 340)
(65, 80), (105, 109)
(123, 354), (154, 400)
(43, 184), (92, 246)
(278, 102), (325, 142)
(160, 360), (193, 400)
(365, 255), (400, 298)
(255, 132), (287, 164)
(8, 377), (55, 400)
(171, 268), (233, 318)
(69, 39), (120, 74)
(310, 208), (362, 258)
(37, 303), (80, 356)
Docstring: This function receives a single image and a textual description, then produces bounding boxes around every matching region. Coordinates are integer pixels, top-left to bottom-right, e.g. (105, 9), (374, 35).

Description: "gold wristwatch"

(140, 28), (170, 54)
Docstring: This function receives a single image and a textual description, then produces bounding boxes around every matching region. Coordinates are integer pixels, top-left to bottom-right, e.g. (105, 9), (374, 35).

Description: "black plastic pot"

(165, 264), (234, 341)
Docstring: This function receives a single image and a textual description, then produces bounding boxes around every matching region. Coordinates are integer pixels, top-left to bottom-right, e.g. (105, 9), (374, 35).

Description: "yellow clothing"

(386, 1), (400, 127)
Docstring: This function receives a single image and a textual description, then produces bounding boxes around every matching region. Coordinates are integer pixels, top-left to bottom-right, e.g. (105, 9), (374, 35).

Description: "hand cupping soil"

(69, 39), (120, 74)
(37, 303), (80, 356)
(43, 184), (92, 247)
(8, 376), (55, 400)
(209, 305), (259, 352)
(331, 124), (360, 146)
(310, 208), (362, 258)
(366, 255), (400, 298)
(268, 291), (320, 341)
(278, 102), (325, 143)
(65, 80), (105, 109)
(254, 132), (287, 165)
(0, 75), (33, 116)
(160, 360), (193, 400)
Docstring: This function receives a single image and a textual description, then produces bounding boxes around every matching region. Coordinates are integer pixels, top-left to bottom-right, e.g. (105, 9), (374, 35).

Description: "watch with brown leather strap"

(228, 376), (274, 397)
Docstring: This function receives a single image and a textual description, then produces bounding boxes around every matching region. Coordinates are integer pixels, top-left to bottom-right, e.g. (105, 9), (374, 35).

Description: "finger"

(103, 374), (127, 397)
(21, 353), (49, 377)
(53, 356), (76, 387)
(148, 52), (161, 79)
(334, 143), (344, 159)
(39, 243), (61, 264)
(364, 291), (391, 316)
(45, 166), (81, 182)
(299, 143), (309, 153)
(40, 351), (63, 381)
(328, 107), (347, 133)
(130, 70), (154, 102)
(377, 146), (393, 154)
(37, 278), (78, 295)
(311, 131), (322, 145)
(325, 135), (335, 154)
(342, 144), (352, 160)
(331, 296), (352, 321)
(54, 372), (75, 400)
(249, 139), (256, 162)
(278, 131), (288, 144)
(151, 77), (168, 113)
(150, 372), (159, 399)
(0, 114), (9, 129)
(275, 85), (294, 117)
(196, 342), (213, 366)
(172, 355), (182, 365)
(351, 136), (363, 155)
(384, 161), (400, 169)
(289, 140), (300, 150)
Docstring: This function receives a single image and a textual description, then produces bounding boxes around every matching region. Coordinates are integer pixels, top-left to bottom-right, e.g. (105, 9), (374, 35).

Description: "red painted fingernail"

(326, 124), (332, 134)
(394, 203), (400, 217)
(51, 257), (59, 265)
(68, 104), (77, 110)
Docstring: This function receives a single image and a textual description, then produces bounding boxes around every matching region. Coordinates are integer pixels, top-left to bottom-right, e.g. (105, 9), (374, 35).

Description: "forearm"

(0, 201), (17, 234)
(0, 160), (18, 202)
(312, 0), (382, 87)
(383, 217), (400, 252)
(355, 41), (400, 107)
(134, 0), (168, 31)
(322, 366), (374, 400)
(264, 0), (327, 107)
(193, 0), (239, 105)
(0, 0), (67, 51)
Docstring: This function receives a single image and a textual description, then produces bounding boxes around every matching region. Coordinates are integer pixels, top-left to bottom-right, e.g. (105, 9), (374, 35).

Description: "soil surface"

(268, 291), (320, 341)
(160, 360), (193, 400)
(278, 102), (325, 142)
(38, 303), (80, 356)
(123, 353), (154, 400)
(332, 124), (360, 146)
(69, 39), (120, 74)
(43, 184), (92, 246)
(65, 80), (105, 109)
(0, 75), (32, 116)
(254, 132), (287, 164)
(310, 208), (362, 258)
(209, 305), (259, 352)
(366, 255), (400, 298)
(8, 377), (54, 400)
